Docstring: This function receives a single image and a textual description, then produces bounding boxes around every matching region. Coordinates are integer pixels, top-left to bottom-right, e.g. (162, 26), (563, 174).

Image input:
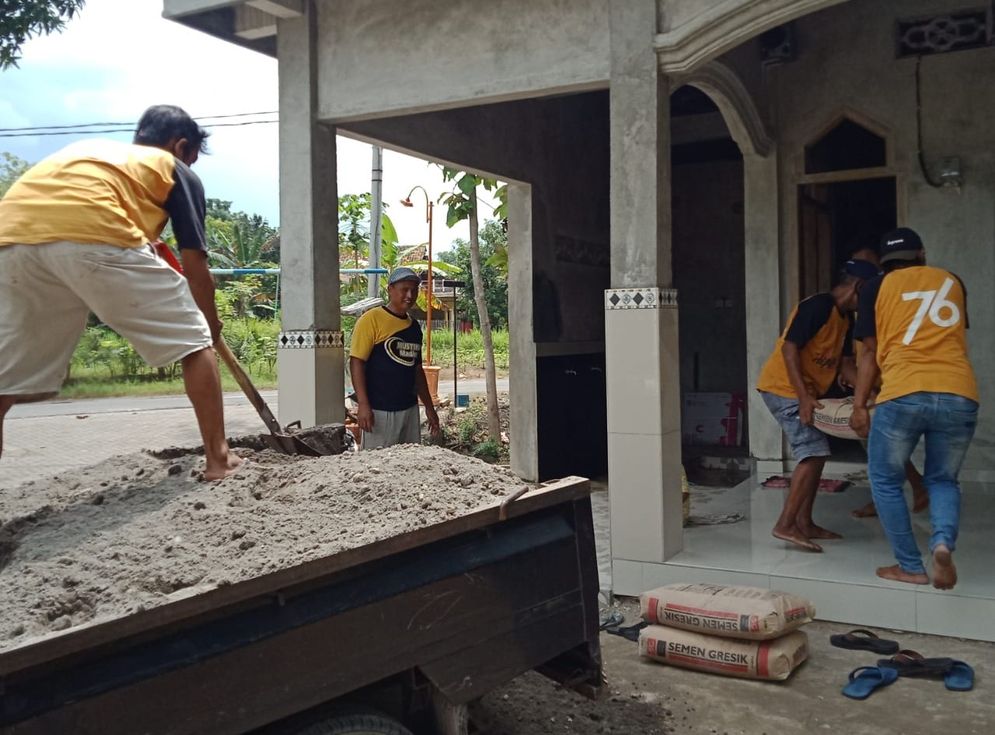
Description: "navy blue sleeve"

(854, 275), (884, 341)
(785, 293), (835, 348)
(165, 160), (207, 252)
(952, 272), (970, 329)
(842, 317), (855, 357)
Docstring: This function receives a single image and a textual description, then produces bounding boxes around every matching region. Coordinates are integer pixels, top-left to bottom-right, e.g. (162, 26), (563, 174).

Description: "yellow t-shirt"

(0, 139), (200, 249)
(350, 306), (423, 411)
(757, 293), (850, 399)
(855, 266), (977, 404)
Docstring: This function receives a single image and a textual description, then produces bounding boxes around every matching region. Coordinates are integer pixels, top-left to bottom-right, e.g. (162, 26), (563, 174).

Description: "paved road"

(1, 379), (509, 489)
(8, 378), (510, 419)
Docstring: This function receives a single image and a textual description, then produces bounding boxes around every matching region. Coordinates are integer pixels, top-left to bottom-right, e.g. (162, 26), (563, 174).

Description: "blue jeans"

(868, 392), (978, 574)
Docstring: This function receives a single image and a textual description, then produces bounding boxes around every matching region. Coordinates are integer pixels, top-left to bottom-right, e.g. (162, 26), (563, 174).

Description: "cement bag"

(640, 583), (815, 640)
(639, 626), (808, 681)
(812, 397), (874, 440)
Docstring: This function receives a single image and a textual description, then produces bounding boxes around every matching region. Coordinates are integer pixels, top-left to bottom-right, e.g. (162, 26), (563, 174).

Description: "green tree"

(439, 219), (508, 329)
(204, 198), (278, 267)
(337, 193), (401, 299)
(1, 0), (85, 69)
(0, 152), (30, 197)
(439, 168), (508, 442)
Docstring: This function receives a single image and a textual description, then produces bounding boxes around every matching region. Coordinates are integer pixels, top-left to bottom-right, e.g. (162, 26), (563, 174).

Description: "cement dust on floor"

(472, 599), (995, 735)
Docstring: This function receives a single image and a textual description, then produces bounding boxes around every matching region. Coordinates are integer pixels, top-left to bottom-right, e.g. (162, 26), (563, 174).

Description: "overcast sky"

(0, 0), (489, 250)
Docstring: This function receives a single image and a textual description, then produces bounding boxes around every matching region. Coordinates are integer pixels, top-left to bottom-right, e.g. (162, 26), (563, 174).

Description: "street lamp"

(400, 186), (434, 365)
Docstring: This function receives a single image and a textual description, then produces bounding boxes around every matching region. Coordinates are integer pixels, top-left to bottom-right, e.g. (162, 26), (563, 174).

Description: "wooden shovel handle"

(214, 337), (284, 436)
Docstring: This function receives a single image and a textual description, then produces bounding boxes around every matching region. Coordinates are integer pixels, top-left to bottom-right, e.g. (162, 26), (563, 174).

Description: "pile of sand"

(0, 444), (528, 650)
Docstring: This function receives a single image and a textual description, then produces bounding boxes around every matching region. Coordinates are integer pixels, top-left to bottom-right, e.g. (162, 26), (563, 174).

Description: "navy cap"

(879, 227), (924, 264)
(844, 258), (881, 280)
(387, 267), (421, 285)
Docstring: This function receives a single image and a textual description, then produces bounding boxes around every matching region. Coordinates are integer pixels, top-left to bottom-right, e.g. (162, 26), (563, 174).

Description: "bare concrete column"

(607, 0), (683, 584)
(275, 9), (344, 427)
(744, 152), (782, 461)
(508, 183), (539, 481)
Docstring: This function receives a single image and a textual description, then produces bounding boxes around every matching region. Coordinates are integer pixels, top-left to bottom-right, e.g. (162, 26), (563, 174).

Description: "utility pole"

(368, 146), (384, 298)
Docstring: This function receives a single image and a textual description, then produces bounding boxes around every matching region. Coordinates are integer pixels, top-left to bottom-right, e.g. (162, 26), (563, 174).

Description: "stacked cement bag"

(637, 583), (814, 681)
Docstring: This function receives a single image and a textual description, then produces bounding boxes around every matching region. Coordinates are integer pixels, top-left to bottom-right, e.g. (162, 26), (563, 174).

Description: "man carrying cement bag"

(756, 259), (878, 551)
(850, 228), (978, 591)
(350, 268), (440, 449)
(0, 106), (241, 481)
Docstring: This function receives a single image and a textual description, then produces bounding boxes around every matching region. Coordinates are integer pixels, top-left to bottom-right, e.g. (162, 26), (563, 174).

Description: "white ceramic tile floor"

(599, 473), (995, 641)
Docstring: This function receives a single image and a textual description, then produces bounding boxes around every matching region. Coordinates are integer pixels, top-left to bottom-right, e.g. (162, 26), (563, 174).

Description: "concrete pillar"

(275, 8), (344, 428)
(508, 183), (539, 481)
(607, 0), (683, 572)
(743, 153), (782, 461)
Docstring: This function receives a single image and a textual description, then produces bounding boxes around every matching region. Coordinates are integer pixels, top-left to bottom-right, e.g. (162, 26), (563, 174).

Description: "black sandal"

(830, 629), (900, 654)
(877, 650), (955, 678)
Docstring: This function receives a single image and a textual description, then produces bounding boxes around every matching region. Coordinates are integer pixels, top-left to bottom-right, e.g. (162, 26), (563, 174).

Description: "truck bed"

(1, 477), (602, 734)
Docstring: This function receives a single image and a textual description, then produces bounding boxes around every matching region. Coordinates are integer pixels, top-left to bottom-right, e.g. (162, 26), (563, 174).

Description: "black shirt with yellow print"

(757, 293), (850, 400)
(350, 306), (423, 412)
(0, 139), (206, 252)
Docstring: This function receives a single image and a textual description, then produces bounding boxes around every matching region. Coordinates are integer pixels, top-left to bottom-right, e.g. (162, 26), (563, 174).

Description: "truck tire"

(292, 712), (414, 735)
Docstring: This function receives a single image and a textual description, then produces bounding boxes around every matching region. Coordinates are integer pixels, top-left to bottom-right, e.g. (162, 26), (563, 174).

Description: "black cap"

(844, 259), (881, 280)
(879, 227), (924, 264)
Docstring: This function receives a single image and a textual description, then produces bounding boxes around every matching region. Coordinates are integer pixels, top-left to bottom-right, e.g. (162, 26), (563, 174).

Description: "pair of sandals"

(832, 629), (974, 699)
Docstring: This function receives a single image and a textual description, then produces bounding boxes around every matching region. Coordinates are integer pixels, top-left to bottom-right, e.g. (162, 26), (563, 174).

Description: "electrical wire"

(0, 118), (278, 139)
(915, 55), (944, 188)
(0, 110), (279, 134)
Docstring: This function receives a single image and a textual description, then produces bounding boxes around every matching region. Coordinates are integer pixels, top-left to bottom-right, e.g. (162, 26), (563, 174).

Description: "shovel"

(214, 337), (325, 456)
(151, 241), (324, 456)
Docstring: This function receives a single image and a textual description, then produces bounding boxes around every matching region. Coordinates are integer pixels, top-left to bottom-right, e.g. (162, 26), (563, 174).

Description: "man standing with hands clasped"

(350, 267), (441, 449)
(850, 228), (978, 590)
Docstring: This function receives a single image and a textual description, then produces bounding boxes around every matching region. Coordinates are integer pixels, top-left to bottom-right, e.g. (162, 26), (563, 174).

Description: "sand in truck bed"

(0, 444), (528, 651)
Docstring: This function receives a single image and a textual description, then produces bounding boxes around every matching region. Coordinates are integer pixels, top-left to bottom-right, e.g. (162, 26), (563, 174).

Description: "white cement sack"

(812, 397), (875, 441)
(640, 583), (815, 640)
(639, 625), (808, 681)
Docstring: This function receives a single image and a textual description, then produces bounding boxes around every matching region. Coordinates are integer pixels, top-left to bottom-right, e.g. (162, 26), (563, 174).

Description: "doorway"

(798, 177), (897, 296)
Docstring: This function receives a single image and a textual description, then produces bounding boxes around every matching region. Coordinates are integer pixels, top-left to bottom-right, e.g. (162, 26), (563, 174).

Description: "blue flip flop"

(945, 660), (974, 691)
(842, 666), (899, 700)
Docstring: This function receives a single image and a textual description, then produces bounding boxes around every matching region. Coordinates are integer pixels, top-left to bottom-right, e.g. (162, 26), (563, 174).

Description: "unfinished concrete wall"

(315, 0), (610, 122)
(672, 158), (747, 398)
(773, 0), (995, 472)
(342, 92), (611, 480)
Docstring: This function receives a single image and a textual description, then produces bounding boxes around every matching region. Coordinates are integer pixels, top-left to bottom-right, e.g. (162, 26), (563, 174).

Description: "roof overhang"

(162, 0), (303, 57)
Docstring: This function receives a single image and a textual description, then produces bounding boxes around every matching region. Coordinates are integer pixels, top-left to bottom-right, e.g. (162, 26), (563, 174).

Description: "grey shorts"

(0, 242), (211, 400)
(760, 391), (831, 462)
(361, 405), (421, 450)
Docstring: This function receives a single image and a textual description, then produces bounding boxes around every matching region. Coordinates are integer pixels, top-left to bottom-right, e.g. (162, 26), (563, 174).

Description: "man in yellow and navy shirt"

(757, 259), (877, 552)
(350, 268), (440, 449)
(0, 105), (241, 481)
(851, 227), (978, 591)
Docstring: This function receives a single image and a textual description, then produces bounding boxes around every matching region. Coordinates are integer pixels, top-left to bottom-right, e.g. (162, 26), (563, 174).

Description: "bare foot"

(876, 565), (929, 585)
(772, 527), (823, 552)
(203, 454), (245, 482)
(798, 523), (843, 540)
(932, 546), (957, 590)
(912, 494), (930, 514)
(851, 501), (878, 518)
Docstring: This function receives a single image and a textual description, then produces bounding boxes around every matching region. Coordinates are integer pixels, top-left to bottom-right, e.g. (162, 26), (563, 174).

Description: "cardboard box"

(681, 392), (745, 447)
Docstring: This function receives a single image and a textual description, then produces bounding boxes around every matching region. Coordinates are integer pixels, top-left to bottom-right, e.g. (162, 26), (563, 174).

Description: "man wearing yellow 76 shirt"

(850, 228), (978, 591)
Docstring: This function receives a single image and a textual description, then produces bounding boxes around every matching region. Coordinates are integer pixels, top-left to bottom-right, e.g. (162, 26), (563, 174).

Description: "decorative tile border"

(604, 287), (678, 310)
(277, 330), (344, 349)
